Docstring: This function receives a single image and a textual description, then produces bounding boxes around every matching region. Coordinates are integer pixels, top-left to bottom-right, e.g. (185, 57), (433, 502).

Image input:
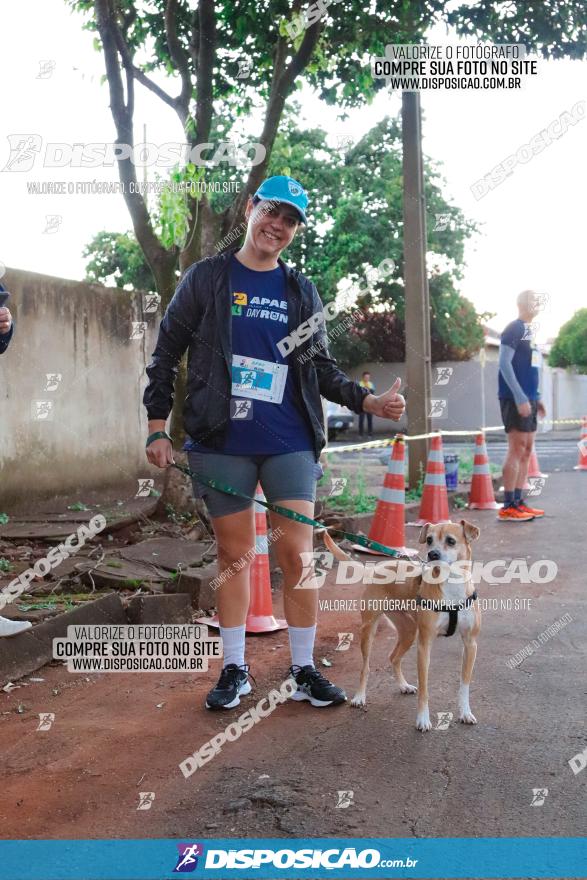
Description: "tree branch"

(94, 0), (176, 296)
(165, 0), (193, 118)
(132, 64), (180, 112)
(179, 0), (216, 265)
(195, 0), (216, 144)
(230, 22), (322, 223)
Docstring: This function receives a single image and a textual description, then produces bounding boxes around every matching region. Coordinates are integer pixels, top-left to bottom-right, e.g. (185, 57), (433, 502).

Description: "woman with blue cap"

(144, 176), (405, 710)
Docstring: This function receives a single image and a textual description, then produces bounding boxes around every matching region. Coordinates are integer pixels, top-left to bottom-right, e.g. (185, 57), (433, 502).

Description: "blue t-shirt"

(185, 256), (314, 455)
(498, 318), (540, 400)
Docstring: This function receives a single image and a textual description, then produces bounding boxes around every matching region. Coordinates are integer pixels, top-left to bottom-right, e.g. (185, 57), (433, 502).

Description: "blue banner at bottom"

(0, 838), (585, 880)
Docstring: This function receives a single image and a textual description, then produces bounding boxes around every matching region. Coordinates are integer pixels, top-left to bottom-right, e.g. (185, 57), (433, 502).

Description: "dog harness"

(415, 591), (478, 637)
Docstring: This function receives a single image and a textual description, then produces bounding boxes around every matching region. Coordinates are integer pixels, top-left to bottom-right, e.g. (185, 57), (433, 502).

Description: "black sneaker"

(205, 664), (253, 710)
(289, 664), (347, 707)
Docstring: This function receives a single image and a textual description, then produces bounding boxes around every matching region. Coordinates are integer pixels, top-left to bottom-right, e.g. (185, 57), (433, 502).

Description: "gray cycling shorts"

(187, 450), (323, 519)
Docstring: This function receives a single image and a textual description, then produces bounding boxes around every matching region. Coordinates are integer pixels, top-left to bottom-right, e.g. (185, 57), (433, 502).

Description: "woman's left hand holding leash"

(362, 377), (405, 421)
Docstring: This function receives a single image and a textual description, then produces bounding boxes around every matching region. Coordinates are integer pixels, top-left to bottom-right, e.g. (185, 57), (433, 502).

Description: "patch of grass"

(164, 504), (195, 525)
(324, 465), (378, 514)
(458, 452), (500, 480)
(122, 578), (143, 588)
(0, 513), (9, 525)
(405, 463), (425, 503)
(18, 594), (91, 611)
(105, 560), (123, 568)
(67, 502), (90, 511)
(0, 557), (12, 573)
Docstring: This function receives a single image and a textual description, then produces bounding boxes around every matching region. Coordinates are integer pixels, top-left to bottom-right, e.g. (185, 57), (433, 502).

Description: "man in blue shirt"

(0, 283), (33, 637)
(498, 290), (546, 522)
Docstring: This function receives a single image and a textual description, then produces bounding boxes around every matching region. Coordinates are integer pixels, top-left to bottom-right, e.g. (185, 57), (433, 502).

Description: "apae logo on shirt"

(237, 294), (288, 324)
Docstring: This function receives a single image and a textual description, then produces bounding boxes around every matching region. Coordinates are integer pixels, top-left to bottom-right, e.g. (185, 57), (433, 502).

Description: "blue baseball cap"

(253, 175), (308, 224)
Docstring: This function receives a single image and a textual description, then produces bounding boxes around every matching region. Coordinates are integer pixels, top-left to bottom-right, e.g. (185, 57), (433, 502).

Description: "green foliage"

(72, 0), (587, 310)
(84, 231), (155, 292)
(323, 463), (378, 514)
(71, 0), (586, 355)
(0, 558), (12, 573)
(268, 115), (486, 365)
(69, 0), (587, 125)
(457, 451), (500, 480)
(154, 164), (206, 250)
(405, 463), (425, 502)
(0, 513), (9, 525)
(549, 309), (587, 372)
(84, 166), (205, 289)
(83, 114), (486, 362)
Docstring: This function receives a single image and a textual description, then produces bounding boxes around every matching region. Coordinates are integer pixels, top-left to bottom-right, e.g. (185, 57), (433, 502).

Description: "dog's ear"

(460, 519), (480, 542)
(418, 522), (431, 544)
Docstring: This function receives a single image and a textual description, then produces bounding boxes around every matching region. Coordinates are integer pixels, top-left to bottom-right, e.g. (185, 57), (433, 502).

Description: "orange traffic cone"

(354, 437), (417, 556)
(527, 444), (547, 479)
(468, 433), (500, 510)
(246, 485), (287, 633)
(523, 443), (547, 489)
(574, 417), (587, 471)
(413, 435), (450, 526)
(198, 484), (287, 633)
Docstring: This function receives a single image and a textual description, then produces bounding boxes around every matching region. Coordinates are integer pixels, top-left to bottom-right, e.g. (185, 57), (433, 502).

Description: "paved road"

(1, 472), (585, 861)
(328, 435), (581, 474)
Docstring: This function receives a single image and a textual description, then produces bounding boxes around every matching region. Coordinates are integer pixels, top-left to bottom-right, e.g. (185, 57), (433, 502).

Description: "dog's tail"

(322, 530), (352, 561)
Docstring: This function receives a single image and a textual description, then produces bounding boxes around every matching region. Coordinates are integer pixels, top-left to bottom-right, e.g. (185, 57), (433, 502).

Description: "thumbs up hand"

(362, 377), (405, 421)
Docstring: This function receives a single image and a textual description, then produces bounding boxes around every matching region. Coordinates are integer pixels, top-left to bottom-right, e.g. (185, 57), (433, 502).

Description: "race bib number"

(531, 348), (542, 368)
(231, 355), (288, 404)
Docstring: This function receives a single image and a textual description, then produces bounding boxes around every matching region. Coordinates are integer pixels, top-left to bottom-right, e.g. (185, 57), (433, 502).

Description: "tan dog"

(324, 520), (481, 731)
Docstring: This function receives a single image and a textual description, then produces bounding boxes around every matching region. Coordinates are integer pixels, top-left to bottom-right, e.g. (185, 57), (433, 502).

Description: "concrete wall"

(350, 359), (587, 435)
(2, 267), (584, 504)
(0, 268), (157, 504)
(550, 368), (587, 423)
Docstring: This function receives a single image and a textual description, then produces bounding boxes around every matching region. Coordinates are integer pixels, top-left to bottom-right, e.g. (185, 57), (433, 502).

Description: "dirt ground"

(1, 471), (585, 875)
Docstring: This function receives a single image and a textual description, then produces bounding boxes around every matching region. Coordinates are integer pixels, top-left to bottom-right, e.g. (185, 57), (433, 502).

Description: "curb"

(0, 591), (200, 687)
(0, 593), (127, 688)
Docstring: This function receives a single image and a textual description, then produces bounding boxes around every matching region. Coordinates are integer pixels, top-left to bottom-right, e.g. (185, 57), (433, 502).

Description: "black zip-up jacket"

(0, 283), (13, 354)
(0, 325), (12, 354)
(143, 249), (370, 461)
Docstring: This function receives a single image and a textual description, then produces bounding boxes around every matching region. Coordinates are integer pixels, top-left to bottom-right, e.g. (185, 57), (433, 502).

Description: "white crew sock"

(288, 624), (317, 669)
(219, 624), (246, 668)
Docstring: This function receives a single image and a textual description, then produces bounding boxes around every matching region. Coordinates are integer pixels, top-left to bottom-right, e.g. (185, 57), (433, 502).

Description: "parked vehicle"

(326, 402), (354, 440)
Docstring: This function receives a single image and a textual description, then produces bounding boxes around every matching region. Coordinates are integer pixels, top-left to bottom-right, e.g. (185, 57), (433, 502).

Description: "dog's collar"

(415, 591), (478, 638)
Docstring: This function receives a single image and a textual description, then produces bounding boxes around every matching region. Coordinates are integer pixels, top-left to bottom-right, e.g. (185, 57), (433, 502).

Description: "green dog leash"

(171, 461), (414, 561)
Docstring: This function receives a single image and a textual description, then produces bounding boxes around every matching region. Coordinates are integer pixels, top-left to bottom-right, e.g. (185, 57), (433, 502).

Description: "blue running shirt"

(498, 318), (540, 401)
(185, 255), (314, 455)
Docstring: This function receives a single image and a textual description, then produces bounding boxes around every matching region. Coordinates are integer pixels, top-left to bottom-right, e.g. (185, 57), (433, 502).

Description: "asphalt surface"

(328, 433), (581, 475)
(1, 472), (585, 866)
